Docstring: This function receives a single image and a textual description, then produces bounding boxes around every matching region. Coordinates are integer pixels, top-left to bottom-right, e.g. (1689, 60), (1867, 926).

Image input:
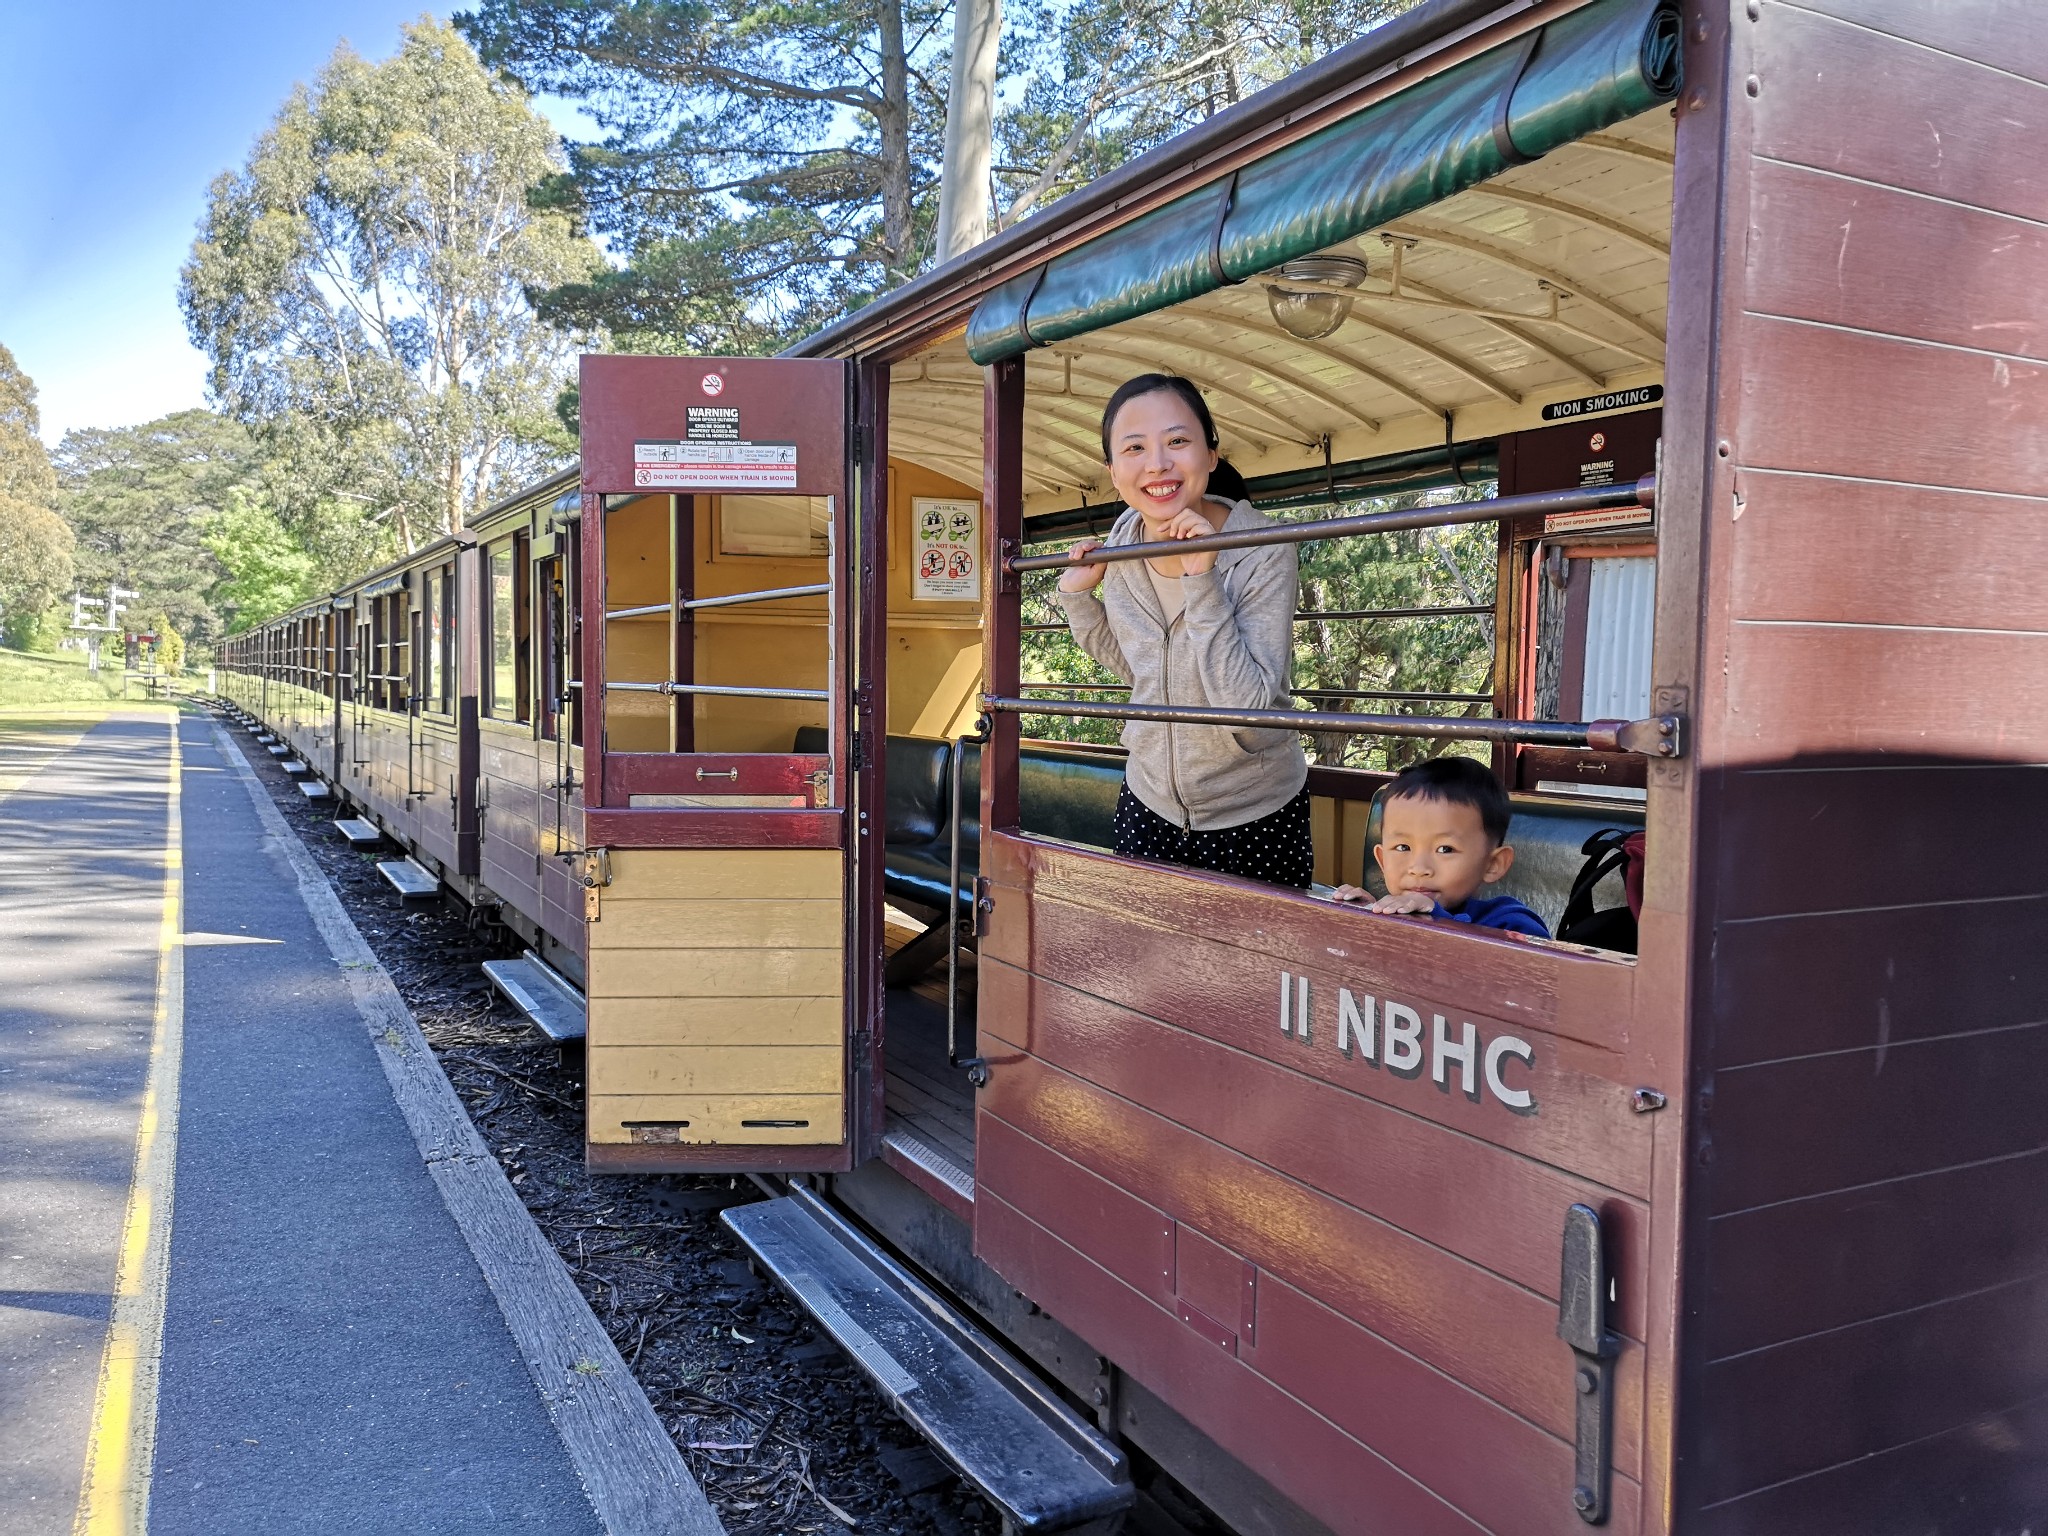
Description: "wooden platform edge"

(211, 721), (726, 1536)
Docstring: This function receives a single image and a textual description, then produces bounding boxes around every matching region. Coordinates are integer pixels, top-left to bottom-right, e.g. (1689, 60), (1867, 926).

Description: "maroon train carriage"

(218, 1), (2048, 1532)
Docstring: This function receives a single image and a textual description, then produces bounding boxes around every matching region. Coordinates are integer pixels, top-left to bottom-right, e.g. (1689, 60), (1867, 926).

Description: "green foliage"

(56, 410), (248, 646)
(0, 346), (76, 638)
(995, 0), (1423, 225)
(460, 0), (1426, 347)
(460, 0), (949, 352)
(2, 605), (68, 654)
(1017, 480), (1496, 765)
(180, 19), (602, 542)
(201, 487), (319, 632)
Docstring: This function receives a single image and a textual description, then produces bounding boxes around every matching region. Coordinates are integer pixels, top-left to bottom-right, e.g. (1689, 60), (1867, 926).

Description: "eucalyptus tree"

(0, 346), (76, 648)
(181, 18), (602, 546)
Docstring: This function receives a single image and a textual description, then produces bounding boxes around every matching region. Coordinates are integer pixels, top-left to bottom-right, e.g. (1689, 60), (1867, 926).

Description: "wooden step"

(482, 954), (587, 1044)
(376, 859), (438, 901)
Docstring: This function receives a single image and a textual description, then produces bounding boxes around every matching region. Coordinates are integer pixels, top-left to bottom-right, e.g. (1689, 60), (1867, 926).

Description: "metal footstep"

(482, 952), (587, 1044)
(725, 1187), (1131, 1534)
(333, 818), (382, 847)
(267, 744), (290, 756)
(297, 780), (332, 801)
(281, 759), (308, 774)
(376, 858), (438, 901)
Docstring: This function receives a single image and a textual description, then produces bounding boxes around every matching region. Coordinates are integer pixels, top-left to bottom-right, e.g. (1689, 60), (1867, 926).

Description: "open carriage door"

(578, 354), (863, 1174)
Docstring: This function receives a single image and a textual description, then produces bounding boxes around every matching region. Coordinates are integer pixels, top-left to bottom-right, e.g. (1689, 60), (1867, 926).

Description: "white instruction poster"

(912, 497), (980, 602)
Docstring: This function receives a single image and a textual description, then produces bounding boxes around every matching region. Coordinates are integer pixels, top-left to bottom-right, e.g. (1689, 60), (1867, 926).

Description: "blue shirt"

(1432, 894), (1549, 939)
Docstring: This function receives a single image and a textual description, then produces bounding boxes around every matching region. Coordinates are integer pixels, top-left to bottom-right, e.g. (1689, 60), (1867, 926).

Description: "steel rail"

(606, 680), (830, 702)
(1004, 477), (1654, 573)
(982, 693), (1683, 757)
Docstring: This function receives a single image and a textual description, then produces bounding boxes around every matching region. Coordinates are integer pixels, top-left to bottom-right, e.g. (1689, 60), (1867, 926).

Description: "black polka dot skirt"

(1112, 783), (1314, 890)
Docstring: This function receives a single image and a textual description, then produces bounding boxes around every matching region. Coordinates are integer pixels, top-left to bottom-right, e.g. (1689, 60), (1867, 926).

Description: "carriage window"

(716, 494), (831, 559)
(538, 553), (564, 741)
(487, 540), (517, 718)
(389, 591), (410, 710)
(423, 563), (452, 713)
(513, 532), (533, 724)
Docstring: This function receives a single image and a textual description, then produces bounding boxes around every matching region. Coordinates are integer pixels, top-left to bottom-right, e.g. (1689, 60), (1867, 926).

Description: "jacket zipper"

(1160, 588), (1190, 829)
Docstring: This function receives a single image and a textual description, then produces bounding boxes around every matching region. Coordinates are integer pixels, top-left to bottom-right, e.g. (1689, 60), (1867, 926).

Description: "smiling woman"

(1053, 374), (1313, 886)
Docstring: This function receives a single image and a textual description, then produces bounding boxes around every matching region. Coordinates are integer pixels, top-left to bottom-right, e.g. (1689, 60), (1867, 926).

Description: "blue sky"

(0, 2), (597, 447)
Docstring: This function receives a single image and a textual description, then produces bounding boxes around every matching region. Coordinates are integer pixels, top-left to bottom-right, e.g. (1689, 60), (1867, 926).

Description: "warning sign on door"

(633, 440), (797, 490)
(912, 497), (980, 602)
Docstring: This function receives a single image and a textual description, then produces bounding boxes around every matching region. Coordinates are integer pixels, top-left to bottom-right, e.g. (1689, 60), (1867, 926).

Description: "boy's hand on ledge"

(1329, 886), (1438, 916)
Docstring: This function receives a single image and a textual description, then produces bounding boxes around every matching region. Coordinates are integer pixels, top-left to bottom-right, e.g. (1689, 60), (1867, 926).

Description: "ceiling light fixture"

(1264, 255), (1369, 340)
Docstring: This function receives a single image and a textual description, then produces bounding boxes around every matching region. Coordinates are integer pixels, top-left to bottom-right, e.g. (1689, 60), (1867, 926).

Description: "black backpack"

(1556, 828), (1640, 954)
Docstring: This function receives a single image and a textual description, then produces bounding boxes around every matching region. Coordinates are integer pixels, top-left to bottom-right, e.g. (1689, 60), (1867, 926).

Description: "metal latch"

(806, 767), (832, 807)
(973, 877), (995, 938)
(1558, 1203), (1620, 1524)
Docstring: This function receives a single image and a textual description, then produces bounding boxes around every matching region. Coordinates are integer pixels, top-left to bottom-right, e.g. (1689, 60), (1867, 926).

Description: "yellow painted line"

(73, 715), (185, 1536)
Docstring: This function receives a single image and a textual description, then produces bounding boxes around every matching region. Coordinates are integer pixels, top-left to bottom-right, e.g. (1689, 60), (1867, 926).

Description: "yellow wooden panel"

(606, 495), (672, 607)
(588, 994), (841, 1046)
(587, 946), (843, 999)
(589, 1094), (842, 1145)
(605, 848), (841, 902)
(588, 1045), (842, 1097)
(597, 898), (839, 950)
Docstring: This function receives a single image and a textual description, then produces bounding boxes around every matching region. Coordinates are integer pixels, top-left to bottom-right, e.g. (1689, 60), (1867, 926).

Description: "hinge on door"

(852, 420), (867, 462)
(849, 731), (866, 772)
(1558, 1203), (1619, 1524)
(572, 847), (612, 923)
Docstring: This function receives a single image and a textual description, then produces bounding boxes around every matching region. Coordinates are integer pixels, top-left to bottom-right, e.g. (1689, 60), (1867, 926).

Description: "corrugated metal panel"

(1581, 556), (1656, 720)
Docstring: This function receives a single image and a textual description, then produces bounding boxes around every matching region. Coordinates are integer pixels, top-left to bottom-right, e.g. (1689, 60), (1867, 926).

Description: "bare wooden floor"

(882, 909), (976, 1183)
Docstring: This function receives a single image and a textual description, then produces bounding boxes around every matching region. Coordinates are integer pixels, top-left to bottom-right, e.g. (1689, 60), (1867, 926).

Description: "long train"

(219, 2), (2048, 1531)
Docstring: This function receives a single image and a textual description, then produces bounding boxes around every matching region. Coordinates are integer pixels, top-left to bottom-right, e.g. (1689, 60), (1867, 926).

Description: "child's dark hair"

(1100, 373), (1251, 504)
(1383, 755), (1513, 847)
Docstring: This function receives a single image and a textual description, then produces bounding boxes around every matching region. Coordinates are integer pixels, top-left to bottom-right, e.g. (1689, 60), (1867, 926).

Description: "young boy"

(1330, 756), (1548, 938)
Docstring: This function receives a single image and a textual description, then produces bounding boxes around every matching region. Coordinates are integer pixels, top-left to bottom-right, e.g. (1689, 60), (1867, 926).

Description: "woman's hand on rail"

(1161, 509), (1219, 574)
(1057, 538), (1108, 594)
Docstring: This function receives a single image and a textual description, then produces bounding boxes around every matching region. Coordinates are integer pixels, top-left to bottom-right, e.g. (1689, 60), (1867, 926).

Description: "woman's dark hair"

(1100, 373), (1251, 505)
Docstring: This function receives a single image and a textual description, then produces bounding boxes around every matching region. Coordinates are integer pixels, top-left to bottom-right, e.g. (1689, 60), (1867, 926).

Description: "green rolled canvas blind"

(965, 0), (1680, 364)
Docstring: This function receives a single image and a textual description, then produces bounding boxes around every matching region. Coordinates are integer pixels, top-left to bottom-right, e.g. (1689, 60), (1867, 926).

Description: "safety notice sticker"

(633, 440), (798, 490)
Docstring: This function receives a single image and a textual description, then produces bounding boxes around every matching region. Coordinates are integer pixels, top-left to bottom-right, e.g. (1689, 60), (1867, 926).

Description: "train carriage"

(217, 1), (2048, 1531)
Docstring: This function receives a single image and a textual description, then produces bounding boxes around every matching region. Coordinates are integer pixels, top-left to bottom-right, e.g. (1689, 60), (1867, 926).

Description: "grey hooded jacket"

(1057, 498), (1308, 831)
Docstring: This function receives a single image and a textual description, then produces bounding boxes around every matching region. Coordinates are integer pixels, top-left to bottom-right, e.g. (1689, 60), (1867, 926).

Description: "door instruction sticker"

(912, 497), (980, 601)
(634, 440), (797, 490)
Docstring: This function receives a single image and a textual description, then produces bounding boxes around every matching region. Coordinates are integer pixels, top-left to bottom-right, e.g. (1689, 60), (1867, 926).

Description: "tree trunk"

(876, 0), (916, 277)
(935, 0), (1002, 262)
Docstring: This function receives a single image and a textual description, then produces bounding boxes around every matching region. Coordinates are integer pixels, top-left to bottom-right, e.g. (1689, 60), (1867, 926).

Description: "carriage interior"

(583, 101), (1678, 1192)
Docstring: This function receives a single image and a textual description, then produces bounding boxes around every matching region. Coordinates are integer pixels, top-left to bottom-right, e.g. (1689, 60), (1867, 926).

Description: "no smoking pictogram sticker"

(701, 373), (725, 396)
(1589, 431), (1606, 452)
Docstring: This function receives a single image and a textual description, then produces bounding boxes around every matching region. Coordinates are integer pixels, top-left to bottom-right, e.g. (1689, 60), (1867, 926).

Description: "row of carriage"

(217, 2), (2048, 1531)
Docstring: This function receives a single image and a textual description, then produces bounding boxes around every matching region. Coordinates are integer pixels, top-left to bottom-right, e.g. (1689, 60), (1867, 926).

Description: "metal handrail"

(1021, 602), (1494, 633)
(1004, 477), (1654, 574)
(948, 717), (993, 1075)
(606, 680), (830, 702)
(1019, 683), (1495, 705)
(684, 582), (830, 611)
(982, 694), (1682, 758)
(605, 603), (672, 620)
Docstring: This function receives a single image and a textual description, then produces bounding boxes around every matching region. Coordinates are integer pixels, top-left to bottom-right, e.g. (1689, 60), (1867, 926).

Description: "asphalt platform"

(0, 710), (609, 1533)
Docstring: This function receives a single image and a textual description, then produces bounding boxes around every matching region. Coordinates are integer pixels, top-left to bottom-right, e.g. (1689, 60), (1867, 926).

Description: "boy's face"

(1373, 792), (1515, 910)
